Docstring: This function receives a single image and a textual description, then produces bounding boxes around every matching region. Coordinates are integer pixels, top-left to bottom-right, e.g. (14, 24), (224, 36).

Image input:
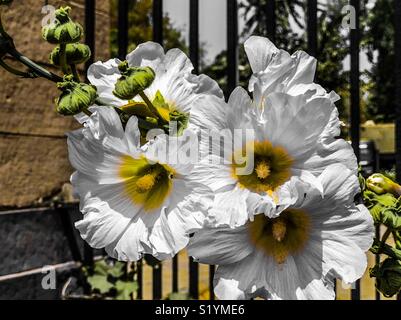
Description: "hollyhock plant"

(68, 106), (214, 261)
(0, 2), (385, 300)
(188, 164), (374, 300)
(85, 41), (225, 135)
(191, 36), (357, 228)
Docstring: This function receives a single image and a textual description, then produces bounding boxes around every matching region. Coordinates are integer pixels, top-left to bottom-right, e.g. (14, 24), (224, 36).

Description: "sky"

(164, 0), (246, 65)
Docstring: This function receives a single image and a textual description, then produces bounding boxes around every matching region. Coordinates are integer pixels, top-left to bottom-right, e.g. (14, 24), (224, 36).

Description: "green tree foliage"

(110, 0), (187, 57)
(241, 0), (305, 51)
(362, 0), (395, 122)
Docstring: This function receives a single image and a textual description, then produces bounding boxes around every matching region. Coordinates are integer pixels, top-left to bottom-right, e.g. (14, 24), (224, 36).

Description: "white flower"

(192, 36), (357, 228)
(188, 164), (374, 300)
(84, 41), (225, 132)
(244, 36), (357, 175)
(68, 106), (213, 261)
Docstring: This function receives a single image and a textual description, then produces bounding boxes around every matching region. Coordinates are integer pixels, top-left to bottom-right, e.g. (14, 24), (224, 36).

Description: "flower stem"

(0, 9), (62, 83)
(0, 58), (35, 78)
(70, 64), (80, 82)
(378, 228), (392, 253)
(139, 91), (167, 124)
(8, 47), (62, 82)
(59, 43), (69, 75)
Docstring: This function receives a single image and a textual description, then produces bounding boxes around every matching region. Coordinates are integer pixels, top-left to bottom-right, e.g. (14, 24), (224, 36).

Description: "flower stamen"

(272, 217), (286, 242)
(255, 160), (271, 179)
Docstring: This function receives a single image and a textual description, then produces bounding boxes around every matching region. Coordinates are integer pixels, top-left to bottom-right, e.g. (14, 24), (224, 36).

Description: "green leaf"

(87, 275), (113, 294)
(107, 261), (126, 278)
(152, 90), (169, 111)
(166, 292), (191, 300)
(115, 280), (138, 300)
(92, 260), (110, 276)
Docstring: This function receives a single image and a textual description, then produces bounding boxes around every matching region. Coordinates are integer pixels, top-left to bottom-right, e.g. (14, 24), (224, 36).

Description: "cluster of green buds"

(42, 6), (96, 115)
(56, 75), (97, 116)
(362, 172), (401, 297)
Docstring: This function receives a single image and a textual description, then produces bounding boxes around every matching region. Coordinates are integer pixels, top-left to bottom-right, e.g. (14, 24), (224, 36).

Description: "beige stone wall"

(0, 0), (111, 207)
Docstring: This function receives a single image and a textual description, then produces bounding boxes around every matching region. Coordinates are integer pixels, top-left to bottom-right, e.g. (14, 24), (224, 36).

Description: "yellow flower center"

(119, 155), (175, 211)
(255, 160), (271, 179)
(247, 209), (311, 264)
(232, 140), (294, 193)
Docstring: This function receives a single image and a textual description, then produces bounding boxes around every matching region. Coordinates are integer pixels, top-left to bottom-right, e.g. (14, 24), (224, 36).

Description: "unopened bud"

(56, 75), (97, 116)
(366, 173), (401, 197)
(42, 7), (83, 44)
(113, 61), (155, 100)
(50, 43), (91, 66)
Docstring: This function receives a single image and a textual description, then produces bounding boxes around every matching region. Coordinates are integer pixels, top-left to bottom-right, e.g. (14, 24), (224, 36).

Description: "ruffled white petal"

(188, 225), (253, 265)
(257, 93), (333, 161)
(88, 58), (125, 107)
(148, 179), (214, 260)
(244, 36), (280, 74)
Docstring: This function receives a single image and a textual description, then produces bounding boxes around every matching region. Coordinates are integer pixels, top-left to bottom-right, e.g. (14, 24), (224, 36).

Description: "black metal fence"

(79, 0), (401, 300)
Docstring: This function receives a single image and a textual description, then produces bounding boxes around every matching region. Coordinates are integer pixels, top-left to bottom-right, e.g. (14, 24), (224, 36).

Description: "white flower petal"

(244, 36), (279, 74)
(319, 204), (374, 252)
(207, 186), (252, 228)
(126, 41), (164, 67)
(188, 225), (253, 265)
(190, 155), (236, 192)
(321, 233), (369, 284)
(259, 93), (333, 161)
(213, 252), (267, 300)
(148, 179), (214, 259)
(88, 58), (126, 107)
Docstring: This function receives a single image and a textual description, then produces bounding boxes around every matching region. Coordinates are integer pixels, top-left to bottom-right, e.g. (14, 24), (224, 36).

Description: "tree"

(362, 0), (396, 122)
(109, 0), (187, 58)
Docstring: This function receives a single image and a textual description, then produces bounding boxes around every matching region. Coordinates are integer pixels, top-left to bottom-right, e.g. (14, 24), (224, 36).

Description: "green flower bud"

(370, 258), (401, 297)
(56, 75), (97, 116)
(0, 0), (13, 5)
(42, 7), (83, 44)
(113, 61), (155, 100)
(50, 43), (91, 66)
(366, 173), (401, 197)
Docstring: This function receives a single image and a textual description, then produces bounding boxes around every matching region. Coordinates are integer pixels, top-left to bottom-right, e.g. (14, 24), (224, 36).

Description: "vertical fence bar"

(265, 0), (276, 42)
(153, 0), (163, 45)
(190, 0), (199, 72)
(350, 0), (361, 161)
(82, 1), (95, 280)
(188, 0), (200, 299)
(84, 0), (95, 73)
(307, 0), (317, 57)
(172, 255), (178, 293)
(118, 0), (129, 60)
(209, 265), (215, 300)
(227, 0), (238, 95)
(153, 262), (163, 300)
(396, 0), (401, 184)
(350, 0), (361, 299)
(395, 0), (401, 300)
(188, 257), (199, 299)
(375, 226), (381, 300)
(136, 259), (143, 299)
